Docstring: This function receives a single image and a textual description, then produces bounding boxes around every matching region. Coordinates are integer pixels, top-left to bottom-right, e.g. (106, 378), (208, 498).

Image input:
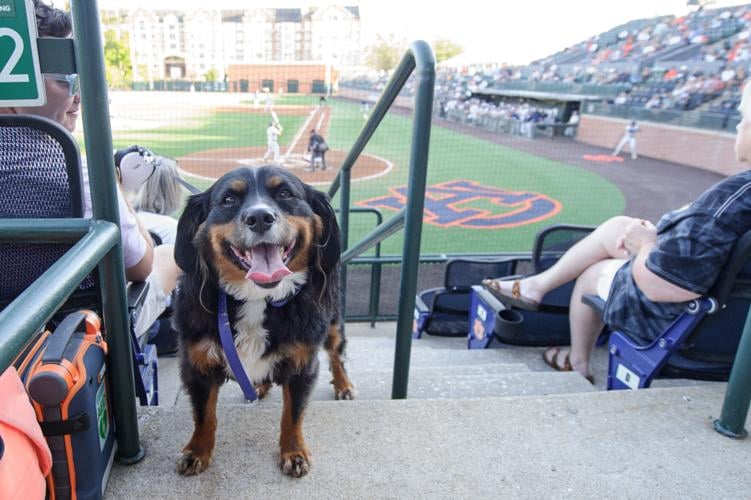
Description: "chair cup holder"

(494, 308), (524, 339)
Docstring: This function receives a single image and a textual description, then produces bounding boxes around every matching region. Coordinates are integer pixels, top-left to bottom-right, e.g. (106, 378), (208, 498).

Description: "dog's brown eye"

(222, 195), (238, 206)
(277, 189), (292, 199)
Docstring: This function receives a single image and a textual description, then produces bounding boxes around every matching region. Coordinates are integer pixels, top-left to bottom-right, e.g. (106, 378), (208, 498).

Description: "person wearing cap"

(263, 120), (283, 164)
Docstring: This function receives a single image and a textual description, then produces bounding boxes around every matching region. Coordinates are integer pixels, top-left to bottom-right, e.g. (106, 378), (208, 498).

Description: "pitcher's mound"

(178, 147), (393, 185)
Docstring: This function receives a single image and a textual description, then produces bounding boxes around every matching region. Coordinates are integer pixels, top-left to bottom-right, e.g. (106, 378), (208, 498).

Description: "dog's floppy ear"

(175, 189), (211, 273)
(305, 185), (341, 274)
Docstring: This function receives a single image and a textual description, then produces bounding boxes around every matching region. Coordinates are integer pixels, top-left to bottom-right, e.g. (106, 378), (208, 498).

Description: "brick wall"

(577, 115), (745, 177)
(227, 64), (339, 94)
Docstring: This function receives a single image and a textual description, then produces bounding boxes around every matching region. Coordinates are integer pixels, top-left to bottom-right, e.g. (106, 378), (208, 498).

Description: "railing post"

(71, 0), (144, 464)
(714, 309), (751, 439)
(391, 41), (435, 399)
(340, 168), (352, 323)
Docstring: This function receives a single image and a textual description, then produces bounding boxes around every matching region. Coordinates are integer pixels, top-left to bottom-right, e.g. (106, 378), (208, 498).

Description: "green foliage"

(432, 39), (464, 63)
(104, 29), (132, 89)
(204, 68), (218, 82)
(365, 35), (405, 71)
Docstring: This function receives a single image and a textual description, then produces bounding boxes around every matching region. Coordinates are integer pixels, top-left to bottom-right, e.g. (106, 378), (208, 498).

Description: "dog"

(172, 166), (354, 477)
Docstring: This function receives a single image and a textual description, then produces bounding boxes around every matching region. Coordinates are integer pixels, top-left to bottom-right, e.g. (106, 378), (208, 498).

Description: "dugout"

(469, 87), (604, 130)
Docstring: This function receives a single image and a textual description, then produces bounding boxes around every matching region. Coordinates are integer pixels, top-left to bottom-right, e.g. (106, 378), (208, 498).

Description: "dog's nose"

(244, 208), (276, 234)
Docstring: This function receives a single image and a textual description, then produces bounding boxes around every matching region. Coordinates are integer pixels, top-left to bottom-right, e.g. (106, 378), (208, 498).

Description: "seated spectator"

(483, 80), (751, 384)
(128, 154), (183, 245)
(0, 0), (179, 340)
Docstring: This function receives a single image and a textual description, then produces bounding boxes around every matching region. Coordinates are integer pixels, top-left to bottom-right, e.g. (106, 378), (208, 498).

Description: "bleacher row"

(341, 3), (751, 132)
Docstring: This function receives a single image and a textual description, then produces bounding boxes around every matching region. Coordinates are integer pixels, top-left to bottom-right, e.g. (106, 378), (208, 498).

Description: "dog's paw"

(279, 450), (311, 477)
(255, 382), (274, 399)
(335, 386), (356, 400)
(177, 450), (212, 475)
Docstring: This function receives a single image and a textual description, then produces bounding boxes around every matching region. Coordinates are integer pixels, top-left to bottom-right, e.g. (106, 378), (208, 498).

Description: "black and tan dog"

(172, 166), (354, 477)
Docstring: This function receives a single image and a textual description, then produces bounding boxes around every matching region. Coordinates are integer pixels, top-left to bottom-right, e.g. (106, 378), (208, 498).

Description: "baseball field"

(103, 91), (628, 255)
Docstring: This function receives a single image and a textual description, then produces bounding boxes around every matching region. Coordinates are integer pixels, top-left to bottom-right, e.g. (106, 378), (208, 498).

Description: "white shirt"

(81, 161), (147, 269)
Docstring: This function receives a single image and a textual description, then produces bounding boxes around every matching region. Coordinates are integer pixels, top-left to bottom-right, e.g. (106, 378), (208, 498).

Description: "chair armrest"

(581, 293), (606, 319)
(126, 281), (150, 311)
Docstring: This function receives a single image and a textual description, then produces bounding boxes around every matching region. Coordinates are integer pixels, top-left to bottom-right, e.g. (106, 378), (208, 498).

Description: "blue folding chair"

(467, 224), (595, 348)
(413, 258), (518, 338)
(582, 229), (751, 390)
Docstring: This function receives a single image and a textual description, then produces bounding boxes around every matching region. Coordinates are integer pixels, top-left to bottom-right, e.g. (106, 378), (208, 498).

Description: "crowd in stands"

(341, 3), (751, 133)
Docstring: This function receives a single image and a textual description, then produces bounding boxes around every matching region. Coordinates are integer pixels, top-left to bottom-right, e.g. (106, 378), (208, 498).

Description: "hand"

(619, 219), (657, 257)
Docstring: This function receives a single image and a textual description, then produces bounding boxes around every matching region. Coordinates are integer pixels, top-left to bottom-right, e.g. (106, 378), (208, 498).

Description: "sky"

(94, 0), (751, 65)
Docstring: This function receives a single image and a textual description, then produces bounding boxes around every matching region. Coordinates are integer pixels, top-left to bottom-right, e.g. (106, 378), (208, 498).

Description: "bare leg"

(567, 259), (615, 378)
(485, 216), (636, 304)
(153, 244), (179, 295)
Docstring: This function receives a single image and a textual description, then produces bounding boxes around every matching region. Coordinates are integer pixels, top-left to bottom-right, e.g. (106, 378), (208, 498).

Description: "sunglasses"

(44, 73), (80, 97)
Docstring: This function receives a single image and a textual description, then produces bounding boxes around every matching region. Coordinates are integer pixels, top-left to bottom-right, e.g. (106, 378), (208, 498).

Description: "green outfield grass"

(104, 94), (625, 255)
(327, 100), (624, 254)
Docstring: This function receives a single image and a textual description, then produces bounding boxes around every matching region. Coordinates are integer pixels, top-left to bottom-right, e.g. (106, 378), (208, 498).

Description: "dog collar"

(267, 284), (302, 307)
(217, 291), (258, 402)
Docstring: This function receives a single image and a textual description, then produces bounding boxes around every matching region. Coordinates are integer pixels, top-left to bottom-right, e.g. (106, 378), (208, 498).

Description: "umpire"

(307, 129), (328, 171)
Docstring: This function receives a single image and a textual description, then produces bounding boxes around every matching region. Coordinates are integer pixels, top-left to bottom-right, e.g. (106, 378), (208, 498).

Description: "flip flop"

(542, 347), (595, 385)
(481, 278), (540, 312)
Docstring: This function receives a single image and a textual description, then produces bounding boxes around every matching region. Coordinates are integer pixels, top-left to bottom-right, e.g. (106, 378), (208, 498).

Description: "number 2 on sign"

(0, 28), (30, 83)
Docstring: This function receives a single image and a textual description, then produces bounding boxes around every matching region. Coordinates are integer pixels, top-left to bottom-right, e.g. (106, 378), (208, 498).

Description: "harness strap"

(217, 291), (257, 402)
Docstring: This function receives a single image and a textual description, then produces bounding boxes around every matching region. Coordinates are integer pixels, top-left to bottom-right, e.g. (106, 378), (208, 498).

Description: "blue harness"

(217, 287), (300, 402)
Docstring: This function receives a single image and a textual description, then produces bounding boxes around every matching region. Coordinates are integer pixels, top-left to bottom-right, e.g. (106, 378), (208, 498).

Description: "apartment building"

(102, 5), (362, 82)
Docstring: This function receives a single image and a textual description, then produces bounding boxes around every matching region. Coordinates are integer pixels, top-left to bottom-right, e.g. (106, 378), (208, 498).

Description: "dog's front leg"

(178, 376), (220, 475)
(279, 367), (317, 477)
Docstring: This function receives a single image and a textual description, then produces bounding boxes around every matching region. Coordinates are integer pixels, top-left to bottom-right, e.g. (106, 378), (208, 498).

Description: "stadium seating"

(413, 258), (518, 338)
(342, 3), (751, 134)
(0, 115), (159, 406)
(466, 225), (595, 349)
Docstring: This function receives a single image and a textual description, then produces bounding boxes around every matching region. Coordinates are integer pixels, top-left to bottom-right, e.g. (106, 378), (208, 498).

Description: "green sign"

(0, 0), (45, 106)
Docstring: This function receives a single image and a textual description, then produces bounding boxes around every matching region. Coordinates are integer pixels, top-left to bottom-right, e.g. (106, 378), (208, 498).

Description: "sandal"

(481, 278), (540, 311)
(542, 347), (595, 385)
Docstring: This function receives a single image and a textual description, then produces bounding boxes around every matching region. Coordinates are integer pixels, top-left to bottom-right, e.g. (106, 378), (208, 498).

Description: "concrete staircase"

(105, 323), (751, 498)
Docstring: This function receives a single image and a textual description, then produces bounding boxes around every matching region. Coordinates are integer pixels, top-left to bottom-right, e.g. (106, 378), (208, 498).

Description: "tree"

(365, 35), (405, 72)
(104, 29), (132, 89)
(205, 68), (218, 82)
(433, 39), (464, 64)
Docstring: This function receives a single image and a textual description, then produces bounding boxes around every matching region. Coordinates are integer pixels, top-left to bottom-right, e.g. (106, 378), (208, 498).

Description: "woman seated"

(484, 80), (751, 384)
(127, 154), (184, 245)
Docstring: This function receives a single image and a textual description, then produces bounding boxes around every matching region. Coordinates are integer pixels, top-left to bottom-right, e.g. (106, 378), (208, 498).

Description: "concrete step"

(341, 345), (535, 371)
(346, 334), (469, 351)
(175, 370), (597, 406)
(106, 384), (751, 499)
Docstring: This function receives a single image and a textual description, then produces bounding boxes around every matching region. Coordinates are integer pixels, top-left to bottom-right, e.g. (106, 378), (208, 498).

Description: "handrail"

(714, 311), (751, 438)
(332, 40), (435, 399)
(0, 221), (118, 370)
(341, 209), (405, 265)
(0, 0), (142, 464)
(71, 0), (143, 464)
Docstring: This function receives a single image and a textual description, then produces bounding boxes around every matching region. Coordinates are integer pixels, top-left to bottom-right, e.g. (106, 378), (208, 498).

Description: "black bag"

(315, 140), (329, 153)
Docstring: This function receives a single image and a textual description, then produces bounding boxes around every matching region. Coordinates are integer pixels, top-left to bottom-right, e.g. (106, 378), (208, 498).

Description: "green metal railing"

(329, 40), (435, 399)
(0, 0), (143, 464)
(714, 313), (751, 438)
(336, 208), (383, 325)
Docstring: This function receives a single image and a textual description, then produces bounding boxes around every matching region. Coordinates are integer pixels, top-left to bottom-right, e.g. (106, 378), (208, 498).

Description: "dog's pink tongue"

(246, 244), (292, 284)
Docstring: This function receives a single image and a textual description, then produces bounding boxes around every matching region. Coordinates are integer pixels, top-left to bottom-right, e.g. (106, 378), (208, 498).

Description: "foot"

(542, 347), (594, 384)
(279, 449), (311, 478)
(481, 278), (542, 311)
(177, 449), (212, 475)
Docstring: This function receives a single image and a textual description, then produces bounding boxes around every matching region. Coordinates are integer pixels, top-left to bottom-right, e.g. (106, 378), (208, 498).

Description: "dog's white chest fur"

(229, 301), (278, 383)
